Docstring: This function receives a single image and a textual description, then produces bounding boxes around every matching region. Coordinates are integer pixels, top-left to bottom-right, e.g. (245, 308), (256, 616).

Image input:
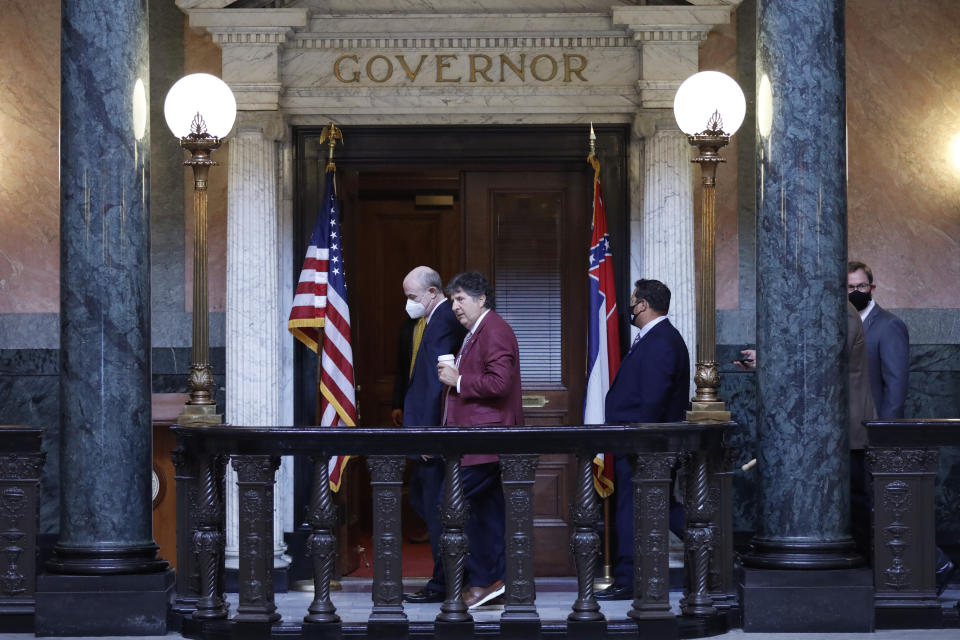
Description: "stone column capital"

(633, 109), (684, 140)
(612, 5), (732, 109)
(182, 8), (309, 110)
(234, 111), (287, 142)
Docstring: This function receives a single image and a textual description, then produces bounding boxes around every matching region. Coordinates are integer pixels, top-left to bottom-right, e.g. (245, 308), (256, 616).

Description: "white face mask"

(405, 298), (426, 319)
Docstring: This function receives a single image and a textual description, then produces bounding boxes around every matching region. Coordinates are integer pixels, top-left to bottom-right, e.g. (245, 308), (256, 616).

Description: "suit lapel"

(460, 314), (489, 367)
(863, 305), (878, 332)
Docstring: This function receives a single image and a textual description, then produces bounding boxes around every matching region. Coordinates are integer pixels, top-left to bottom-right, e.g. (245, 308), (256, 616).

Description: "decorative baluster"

(707, 447), (736, 611)
(232, 455), (281, 623)
(215, 454), (229, 606)
(0, 428), (43, 622)
(867, 447), (940, 620)
(193, 453), (228, 619)
(171, 446), (200, 618)
(367, 456), (408, 627)
(682, 451), (716, 616)
(436, 455), (471, 624)
(500, 454), (540, 633)
(628, 453), (676, 620)
(568, 453), (603, 623)
(304, 456), (340, 625)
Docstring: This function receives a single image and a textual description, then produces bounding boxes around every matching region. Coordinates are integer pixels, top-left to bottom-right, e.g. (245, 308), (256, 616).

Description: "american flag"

(288, 165), (356, 492)
(584, 152), (620, 498)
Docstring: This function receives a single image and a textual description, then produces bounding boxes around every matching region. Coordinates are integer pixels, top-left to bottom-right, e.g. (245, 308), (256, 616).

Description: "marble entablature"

(183, 3), (733, 123)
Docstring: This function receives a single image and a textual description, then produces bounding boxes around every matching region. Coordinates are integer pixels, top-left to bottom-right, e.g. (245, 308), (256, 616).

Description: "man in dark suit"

(596, 279), (690, 601)
(397, 266), (467, 604)
(438, 271), (522, 608)
(847, 261), (953, 589)
(847, 261), (909, 418)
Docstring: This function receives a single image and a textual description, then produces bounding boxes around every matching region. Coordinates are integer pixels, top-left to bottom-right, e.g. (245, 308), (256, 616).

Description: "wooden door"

(295, 125), (622, 580)
(464, 171), (589, 575)
(344, 169), (463, 427)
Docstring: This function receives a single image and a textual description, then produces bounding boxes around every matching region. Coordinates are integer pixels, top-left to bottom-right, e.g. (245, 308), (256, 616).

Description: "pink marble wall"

(0, 0), (60, 313)
(846, 0), (960, 309)
(1, 3), (956, 315)
(183, 24), (228, 313)
(699, 11), (740, 311)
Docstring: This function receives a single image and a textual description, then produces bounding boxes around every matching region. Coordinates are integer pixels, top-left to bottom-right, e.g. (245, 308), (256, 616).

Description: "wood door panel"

(346, 184), (461, 427)
(464, 170), (589, 576)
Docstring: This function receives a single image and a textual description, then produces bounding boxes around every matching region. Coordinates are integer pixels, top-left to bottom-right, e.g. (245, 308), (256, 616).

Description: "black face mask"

(623, 301), (640, 327)
(848, 289), (871, 311)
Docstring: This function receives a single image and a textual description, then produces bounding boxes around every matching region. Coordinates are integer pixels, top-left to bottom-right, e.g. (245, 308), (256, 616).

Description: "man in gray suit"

(847, 261), (909, 418)
(847, 261), (954, 590)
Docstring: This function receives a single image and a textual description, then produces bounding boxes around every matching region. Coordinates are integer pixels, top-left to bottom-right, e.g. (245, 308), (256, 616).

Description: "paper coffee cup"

(437, 354), (454, 364)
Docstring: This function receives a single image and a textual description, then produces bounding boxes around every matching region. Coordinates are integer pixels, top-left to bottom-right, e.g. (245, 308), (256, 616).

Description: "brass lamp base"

(686, 401), (731, 423)
(177, 403), (222, 426)
(290, 579), (342, 592)
(593, 564), (614, 591)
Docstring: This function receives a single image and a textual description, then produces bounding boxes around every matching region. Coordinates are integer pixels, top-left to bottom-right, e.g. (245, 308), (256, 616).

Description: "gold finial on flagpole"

(589, 122), (597, 157)
(319, 122), (343, 170)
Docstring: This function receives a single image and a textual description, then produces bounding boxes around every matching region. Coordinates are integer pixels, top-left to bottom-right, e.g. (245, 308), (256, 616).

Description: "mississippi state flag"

(584, 153), (620, 498)
(288, 165), (357, 492)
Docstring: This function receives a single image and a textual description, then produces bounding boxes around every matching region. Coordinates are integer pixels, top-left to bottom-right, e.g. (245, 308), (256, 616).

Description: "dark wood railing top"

(865, 418), (960, 447)
(173, 422), (730, 457)
(0, 425), (43, 451)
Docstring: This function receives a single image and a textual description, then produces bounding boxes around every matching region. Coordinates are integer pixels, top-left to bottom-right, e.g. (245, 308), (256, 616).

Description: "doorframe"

(289, 124), (631, 574)
(293, 124), (631, 429)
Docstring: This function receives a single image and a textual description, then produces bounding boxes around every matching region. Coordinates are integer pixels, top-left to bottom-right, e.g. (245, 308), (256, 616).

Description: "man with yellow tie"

(396, 266), (467, 604)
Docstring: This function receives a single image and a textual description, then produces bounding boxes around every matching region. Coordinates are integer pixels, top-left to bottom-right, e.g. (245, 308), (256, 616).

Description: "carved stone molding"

(867, 448), (939, 474)
(632, 453), (677, 481)
(0, 454), (44, 480)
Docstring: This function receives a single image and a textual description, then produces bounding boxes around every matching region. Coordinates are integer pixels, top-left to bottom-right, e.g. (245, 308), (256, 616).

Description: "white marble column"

(637, 119), (697, 388)
(224, 111), (291, 570)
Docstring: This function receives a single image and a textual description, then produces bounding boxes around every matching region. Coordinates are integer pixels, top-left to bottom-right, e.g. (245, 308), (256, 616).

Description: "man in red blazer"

(438, 271), (522, 608)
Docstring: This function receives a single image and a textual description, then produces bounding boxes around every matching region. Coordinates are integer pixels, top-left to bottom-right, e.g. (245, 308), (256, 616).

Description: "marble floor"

(5, 581), (958, 640)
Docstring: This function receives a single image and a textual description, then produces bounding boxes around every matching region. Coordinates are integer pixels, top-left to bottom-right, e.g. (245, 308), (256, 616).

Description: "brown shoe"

(463, 580), (505, 608)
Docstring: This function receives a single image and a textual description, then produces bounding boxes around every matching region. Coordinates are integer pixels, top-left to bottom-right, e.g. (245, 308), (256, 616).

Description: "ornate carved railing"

(866, 419), (960, 628)
(0, 426), (44, 633)
(171, 422), (733, 639)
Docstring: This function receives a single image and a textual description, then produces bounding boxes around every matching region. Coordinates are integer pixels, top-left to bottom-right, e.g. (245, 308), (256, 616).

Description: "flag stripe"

(288, 165), (357, 492)
(585, 153), (620, 498)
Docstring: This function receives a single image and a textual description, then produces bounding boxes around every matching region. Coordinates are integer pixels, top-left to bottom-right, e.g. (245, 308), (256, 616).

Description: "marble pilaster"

(637, 117), (697, 387)
(744, 0), (857, 569)
(50, 0), (165, 574)
(224, 111), (291, 570)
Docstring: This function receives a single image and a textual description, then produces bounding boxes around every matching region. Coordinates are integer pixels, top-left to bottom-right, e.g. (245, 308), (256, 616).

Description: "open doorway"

(291, 125), (630, 579)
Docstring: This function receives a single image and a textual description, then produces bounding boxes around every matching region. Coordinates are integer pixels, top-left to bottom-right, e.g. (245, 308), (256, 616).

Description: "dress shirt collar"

(638, 314), (668, 341)
(859, 299), (875, 323)
(468, 308), (491, 335)
(427, 297), (447, 324)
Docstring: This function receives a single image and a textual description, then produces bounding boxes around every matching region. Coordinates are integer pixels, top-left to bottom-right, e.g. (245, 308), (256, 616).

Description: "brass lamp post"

(673, 71), (745, 422)
(164, 73), (237, 425)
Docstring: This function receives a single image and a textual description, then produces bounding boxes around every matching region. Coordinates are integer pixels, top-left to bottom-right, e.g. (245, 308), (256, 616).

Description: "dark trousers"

(613, 455), (685, 587)
(850, 449), (871, 561)
(408, 457), (446, 593)
(440, 462), (505, 588)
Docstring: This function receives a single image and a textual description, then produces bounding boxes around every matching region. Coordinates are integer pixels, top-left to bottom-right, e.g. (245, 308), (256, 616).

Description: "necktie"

(629, 331), (641, 352)
(408, 317), (427, 379)
(455, 331), (473, 367)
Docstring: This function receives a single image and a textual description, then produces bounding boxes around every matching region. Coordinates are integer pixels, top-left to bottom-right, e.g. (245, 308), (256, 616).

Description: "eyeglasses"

(847, 283), (872, 292)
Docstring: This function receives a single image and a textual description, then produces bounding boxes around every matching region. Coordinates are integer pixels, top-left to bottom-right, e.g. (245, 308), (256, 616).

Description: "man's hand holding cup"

(437, 354), (459, 387)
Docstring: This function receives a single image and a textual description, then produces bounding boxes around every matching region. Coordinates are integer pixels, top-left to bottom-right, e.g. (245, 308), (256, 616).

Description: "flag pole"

(307, 123), (344, 594)
(314, 123), (343, 424)
(588, 123), (615, 590)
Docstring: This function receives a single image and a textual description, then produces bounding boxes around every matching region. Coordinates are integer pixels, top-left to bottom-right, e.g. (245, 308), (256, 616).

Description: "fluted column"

(224, 111), (290, 572)
(638, 119), (697, 386)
